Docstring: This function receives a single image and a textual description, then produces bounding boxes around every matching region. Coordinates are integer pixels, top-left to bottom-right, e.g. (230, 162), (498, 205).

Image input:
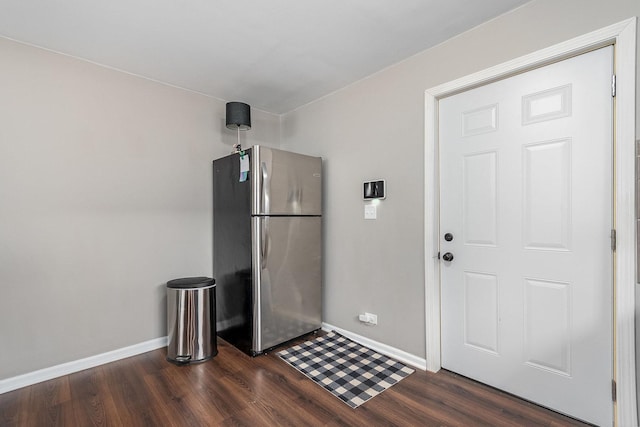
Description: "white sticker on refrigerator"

(239, 153), (249, 182)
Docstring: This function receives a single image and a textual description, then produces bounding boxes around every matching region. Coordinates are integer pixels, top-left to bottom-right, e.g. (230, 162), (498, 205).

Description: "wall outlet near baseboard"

(358, 312), (378, 325)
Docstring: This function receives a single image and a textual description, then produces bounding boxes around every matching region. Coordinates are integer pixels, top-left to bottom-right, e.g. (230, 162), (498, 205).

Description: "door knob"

(442, 252), (454, 262)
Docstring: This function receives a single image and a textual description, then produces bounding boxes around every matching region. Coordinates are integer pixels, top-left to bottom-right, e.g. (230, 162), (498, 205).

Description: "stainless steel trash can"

(166, 277), (217, 364)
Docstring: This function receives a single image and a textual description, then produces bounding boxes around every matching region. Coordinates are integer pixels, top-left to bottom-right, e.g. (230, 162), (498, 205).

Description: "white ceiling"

(0, 0), (529, 114)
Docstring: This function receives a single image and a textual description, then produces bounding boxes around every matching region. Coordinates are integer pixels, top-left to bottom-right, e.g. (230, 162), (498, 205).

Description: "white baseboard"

(1, 327), (427, 394)
(321, 322), (427, 371)
(0, 336), (168, 395)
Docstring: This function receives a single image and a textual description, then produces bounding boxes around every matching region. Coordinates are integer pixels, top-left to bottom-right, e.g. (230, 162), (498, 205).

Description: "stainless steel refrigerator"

(212, 145), (322, 355)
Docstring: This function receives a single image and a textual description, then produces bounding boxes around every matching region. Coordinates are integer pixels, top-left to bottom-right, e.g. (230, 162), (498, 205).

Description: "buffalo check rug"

(276, 331), (414, 408)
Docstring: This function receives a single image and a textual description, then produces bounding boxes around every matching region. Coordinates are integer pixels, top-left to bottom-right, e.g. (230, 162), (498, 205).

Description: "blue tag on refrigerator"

(239, 153), (249, 182)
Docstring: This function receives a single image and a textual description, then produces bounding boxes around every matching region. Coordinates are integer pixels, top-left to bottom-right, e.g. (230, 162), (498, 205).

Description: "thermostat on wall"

(363, 180), (386, 200)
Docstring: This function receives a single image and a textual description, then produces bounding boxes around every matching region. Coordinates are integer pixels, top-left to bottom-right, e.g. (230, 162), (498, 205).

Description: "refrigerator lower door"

(252, 216), (322, 353)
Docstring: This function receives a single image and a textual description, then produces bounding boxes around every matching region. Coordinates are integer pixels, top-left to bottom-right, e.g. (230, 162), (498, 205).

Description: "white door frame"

(424, 18), (637, 426)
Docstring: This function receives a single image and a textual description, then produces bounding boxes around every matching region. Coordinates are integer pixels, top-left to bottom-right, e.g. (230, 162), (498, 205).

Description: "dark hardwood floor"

(0, 334), (589, 426)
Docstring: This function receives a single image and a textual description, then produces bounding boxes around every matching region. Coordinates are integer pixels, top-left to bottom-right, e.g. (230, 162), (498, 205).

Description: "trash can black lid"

(167, 277), (215, 289)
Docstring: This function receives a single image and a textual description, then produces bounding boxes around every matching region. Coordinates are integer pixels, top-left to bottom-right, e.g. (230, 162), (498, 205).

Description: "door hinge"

(612, 74), (616, 97)
(612, 379), (617, 402)
(611, 229), (617, 251)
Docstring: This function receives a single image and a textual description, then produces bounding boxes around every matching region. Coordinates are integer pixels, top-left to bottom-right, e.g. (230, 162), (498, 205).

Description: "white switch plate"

(364, 204), (377, 219)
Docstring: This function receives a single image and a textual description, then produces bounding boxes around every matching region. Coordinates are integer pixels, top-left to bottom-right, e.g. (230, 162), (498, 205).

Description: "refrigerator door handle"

(261, 219), (269, 269)
(251, 217), (263, 352)
(261, 161), (270, 213)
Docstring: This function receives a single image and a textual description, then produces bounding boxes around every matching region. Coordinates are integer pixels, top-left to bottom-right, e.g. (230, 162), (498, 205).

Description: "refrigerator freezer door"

(252, 146), (322, 216)
(252, 216), (322, 352)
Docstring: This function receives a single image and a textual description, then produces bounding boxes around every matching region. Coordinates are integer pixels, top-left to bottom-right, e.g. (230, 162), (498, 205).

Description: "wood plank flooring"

(0, 334), (589, 426)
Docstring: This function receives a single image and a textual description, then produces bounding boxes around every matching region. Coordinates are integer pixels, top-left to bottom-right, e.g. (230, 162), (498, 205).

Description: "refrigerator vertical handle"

(252, 217), (269, 272)
(260, 161), (269, 214)
(261, 219), (269, 269)
(251, 216), (270, 352)
(251, 217), (263, 353)
(251, 146), (271, 215)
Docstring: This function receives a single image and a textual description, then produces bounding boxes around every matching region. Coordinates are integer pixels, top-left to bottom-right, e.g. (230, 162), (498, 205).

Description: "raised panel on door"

(464, 271), (499, 354)
(463, 151), (498, 247)
(522, 138), (572, 251)
(523, 278), (571, 376)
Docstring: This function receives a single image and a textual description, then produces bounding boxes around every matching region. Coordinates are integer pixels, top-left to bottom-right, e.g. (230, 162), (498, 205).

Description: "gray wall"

(280, 0), (640, 360)
(0, 37), (280, 379)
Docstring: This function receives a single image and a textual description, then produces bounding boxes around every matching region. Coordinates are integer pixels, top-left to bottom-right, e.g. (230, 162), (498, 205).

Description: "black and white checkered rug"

(277, 331), (414, 408)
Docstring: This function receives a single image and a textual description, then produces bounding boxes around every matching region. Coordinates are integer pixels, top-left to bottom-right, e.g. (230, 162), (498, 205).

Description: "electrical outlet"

(367, 313), (378, 325)
(358, 312), (378, 325)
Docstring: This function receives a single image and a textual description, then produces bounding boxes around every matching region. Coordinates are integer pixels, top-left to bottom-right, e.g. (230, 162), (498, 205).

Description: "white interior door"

(439, 46), (613, 426)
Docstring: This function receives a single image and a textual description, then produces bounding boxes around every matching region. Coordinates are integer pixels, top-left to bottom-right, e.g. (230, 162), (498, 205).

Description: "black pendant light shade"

(225, 102), (251, 130)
